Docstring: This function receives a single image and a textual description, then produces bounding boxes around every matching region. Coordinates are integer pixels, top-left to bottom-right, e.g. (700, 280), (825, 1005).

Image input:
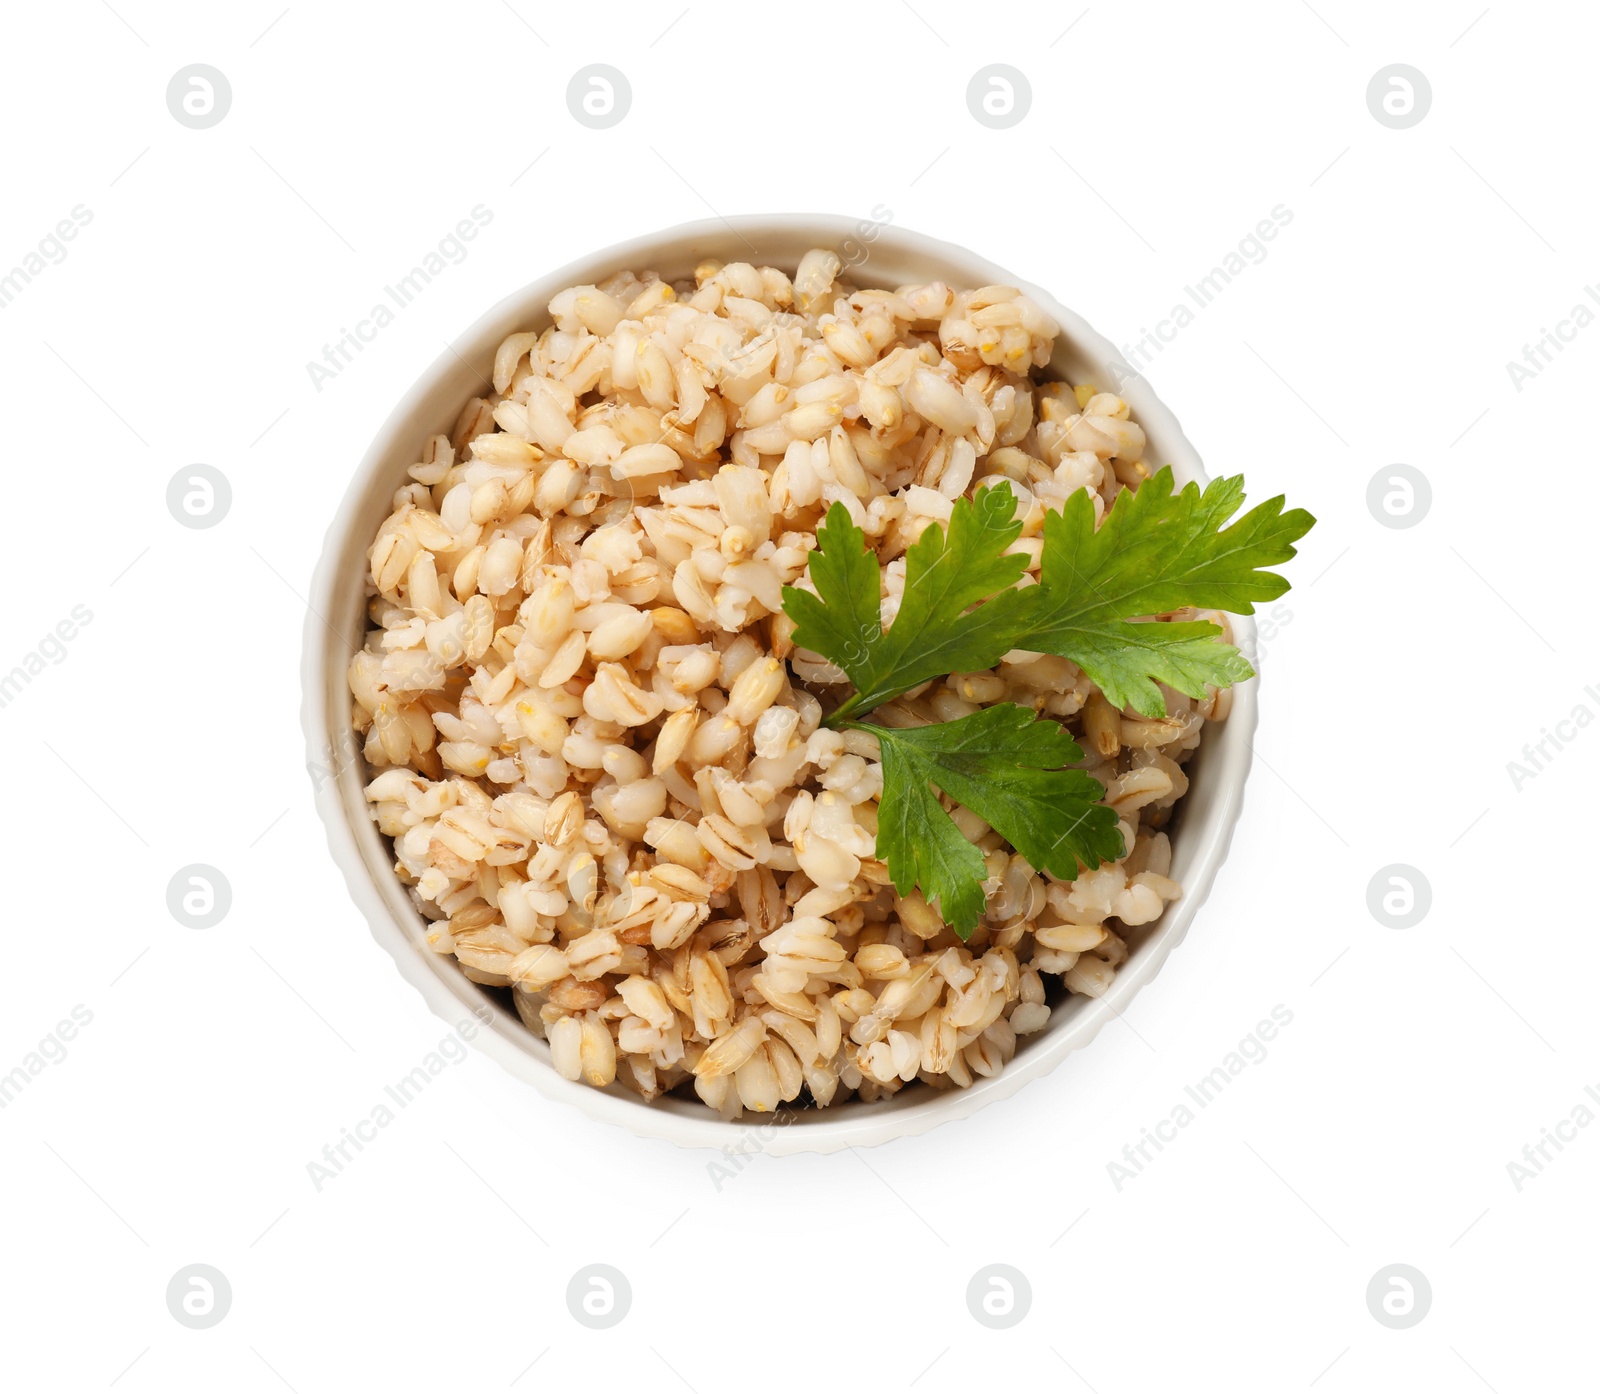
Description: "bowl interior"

(304, 215), (1256, 1154)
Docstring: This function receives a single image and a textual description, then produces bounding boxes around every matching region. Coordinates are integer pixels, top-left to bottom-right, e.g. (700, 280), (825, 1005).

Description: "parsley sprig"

(780, 469), (1314, 936)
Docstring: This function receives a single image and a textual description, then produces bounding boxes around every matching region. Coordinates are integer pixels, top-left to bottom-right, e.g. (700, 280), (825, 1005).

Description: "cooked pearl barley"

(351, 249), (1209, 1117)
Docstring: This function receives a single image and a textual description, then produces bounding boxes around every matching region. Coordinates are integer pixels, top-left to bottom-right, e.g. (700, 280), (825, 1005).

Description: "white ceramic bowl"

(302, 214), (1256, 1155)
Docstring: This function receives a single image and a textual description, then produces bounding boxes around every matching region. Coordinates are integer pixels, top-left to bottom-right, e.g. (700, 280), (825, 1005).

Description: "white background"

(1, 1), (1591, 1389)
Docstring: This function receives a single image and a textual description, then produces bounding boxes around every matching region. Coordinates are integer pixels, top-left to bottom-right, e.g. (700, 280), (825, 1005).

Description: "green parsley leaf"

(856, 704), (1124, 938)
(782, 486), (1029, 727)
(1013, 468), (1316, 717)
(779, 463), (1314, 930)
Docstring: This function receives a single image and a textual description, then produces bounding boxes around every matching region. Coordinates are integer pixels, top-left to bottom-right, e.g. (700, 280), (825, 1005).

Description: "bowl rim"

(301, 213), (1257, 1156)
